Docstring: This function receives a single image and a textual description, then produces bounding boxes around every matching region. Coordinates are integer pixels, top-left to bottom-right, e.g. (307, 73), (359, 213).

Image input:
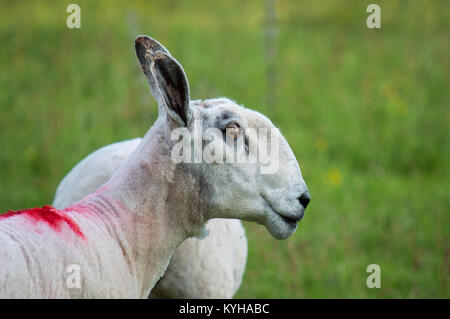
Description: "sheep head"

(134, 35), (310, 240)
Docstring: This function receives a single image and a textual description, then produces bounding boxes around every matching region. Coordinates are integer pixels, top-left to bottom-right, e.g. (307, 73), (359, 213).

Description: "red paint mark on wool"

(0, 205), (85, 239)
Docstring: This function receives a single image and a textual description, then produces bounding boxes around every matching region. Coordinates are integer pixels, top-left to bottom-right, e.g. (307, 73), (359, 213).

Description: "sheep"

(52, 137), (248, 299)
(0, 35), (310, 298)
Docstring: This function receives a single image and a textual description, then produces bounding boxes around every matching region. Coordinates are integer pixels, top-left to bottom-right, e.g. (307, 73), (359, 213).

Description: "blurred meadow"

(0, 0), (448, 298)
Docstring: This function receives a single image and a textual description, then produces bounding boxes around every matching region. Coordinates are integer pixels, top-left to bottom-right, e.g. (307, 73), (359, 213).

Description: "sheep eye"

(224, 122), (240, 139)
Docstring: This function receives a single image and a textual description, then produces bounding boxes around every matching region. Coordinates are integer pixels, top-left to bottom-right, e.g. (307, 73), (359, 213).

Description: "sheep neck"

(87, 119), (202, 297)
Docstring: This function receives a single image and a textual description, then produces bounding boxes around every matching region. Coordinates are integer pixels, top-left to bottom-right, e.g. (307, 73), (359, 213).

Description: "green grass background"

(0, 0), (448, 298)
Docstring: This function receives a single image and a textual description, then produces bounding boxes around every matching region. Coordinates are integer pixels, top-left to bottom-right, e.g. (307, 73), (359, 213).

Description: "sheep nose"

(298, 192), (311, 209)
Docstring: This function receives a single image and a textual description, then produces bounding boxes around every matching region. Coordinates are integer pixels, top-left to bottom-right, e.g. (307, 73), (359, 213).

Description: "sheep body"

(53, 138), (248, 299)
(151, 218), (247, 298)
(0, 198), (148, 298)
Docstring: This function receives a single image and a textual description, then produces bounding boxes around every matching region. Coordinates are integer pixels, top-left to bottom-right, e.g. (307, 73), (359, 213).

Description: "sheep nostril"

(298, 193), (311, 209)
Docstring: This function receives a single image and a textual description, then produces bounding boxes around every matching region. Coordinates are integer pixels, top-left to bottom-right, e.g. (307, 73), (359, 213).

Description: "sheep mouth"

(263, 197), (302, 226)
(261, 197), (300, 239)
(277, 213), (300, 226)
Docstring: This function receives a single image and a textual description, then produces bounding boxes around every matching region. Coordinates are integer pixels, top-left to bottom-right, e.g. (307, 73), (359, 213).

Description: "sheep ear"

(150, 52), (191, 127)
(135, 35), (172, 109)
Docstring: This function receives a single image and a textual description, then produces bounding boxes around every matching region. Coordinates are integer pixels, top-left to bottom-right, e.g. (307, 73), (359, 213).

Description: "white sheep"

(52, 137), (248, 299)
(0, 35), (310, 298)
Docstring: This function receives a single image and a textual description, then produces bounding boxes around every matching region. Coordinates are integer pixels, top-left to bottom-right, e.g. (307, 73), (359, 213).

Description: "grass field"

(0, 0), (448, 298)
